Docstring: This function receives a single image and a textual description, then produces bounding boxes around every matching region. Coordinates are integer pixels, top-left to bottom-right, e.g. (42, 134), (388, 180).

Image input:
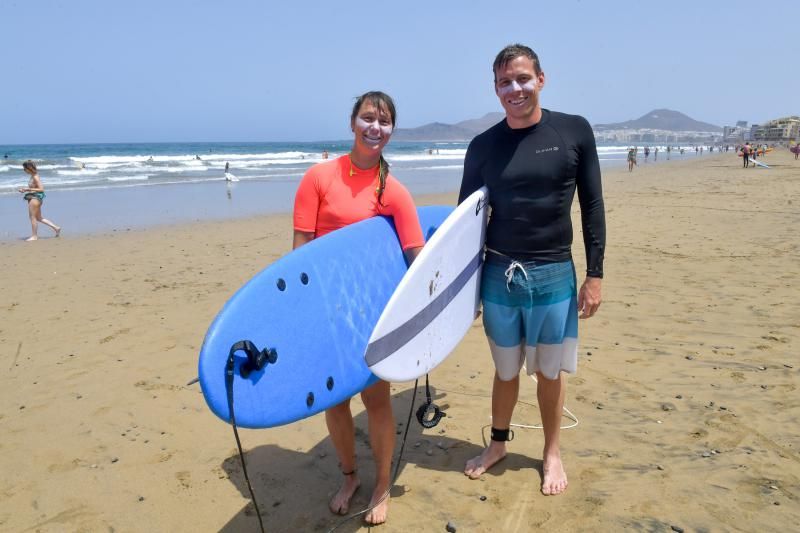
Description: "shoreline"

(1, 151), (798, 531)
(0, 166), (464, 242)
(0, 151), (717, 242)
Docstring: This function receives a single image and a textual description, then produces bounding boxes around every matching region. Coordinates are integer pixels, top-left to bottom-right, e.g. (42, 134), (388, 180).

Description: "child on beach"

(19, 160), (61, 241)
(292, 91), (423, 526)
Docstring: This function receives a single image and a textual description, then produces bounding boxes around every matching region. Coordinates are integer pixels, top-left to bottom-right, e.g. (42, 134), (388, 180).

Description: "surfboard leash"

(416, 373), (446, 429)
(225, 340), (278, 533)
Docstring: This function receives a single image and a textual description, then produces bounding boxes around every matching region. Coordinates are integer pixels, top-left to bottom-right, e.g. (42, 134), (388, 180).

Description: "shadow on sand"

(217, 384), (539, 532)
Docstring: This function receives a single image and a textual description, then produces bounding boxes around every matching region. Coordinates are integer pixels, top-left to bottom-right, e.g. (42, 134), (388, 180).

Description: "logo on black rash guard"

(535, 146), (560, 154)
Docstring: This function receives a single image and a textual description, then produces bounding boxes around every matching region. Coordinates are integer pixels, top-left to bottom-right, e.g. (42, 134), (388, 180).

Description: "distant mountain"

(452, 112), (505, 133)
(392, 112), (504, 141)
(393, 108), (721, 141)
(594, 109), (722, 132)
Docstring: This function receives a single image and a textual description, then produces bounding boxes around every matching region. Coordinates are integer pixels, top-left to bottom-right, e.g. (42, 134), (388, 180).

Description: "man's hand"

(577, 276), (602, 319)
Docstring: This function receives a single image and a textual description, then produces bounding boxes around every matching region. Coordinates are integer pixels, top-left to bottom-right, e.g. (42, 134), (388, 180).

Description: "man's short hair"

(493, 44), (542, 81)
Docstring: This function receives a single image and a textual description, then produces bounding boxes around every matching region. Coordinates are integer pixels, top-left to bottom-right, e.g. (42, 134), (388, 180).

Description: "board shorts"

(480, 253), (578, 381)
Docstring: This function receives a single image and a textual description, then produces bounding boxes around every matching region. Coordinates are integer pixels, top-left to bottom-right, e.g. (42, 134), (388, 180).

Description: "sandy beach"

(1, 151), (798, 532)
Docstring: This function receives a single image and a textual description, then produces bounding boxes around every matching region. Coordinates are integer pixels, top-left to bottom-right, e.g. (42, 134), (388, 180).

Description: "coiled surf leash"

(416, 373), (446, 429)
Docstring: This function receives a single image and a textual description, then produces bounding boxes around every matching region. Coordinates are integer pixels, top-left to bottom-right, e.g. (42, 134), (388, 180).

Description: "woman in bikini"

(19, 160), (61, 241)
(292, 91), (423, 525)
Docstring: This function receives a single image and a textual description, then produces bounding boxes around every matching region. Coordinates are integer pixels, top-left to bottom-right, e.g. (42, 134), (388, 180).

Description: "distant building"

(750, 116), (800, 141)
(736, 120), (748, 128)
(723, 126), (746, 143)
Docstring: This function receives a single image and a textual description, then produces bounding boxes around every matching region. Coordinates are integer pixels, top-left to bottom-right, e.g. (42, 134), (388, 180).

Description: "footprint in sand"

(730, 371), (746, 383)
(176, 471), (192, 489)
(99, 328), (131, 344)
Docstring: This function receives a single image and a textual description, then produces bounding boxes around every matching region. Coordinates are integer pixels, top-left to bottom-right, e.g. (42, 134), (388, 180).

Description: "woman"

(293, 91), (423, 525)
(627, 147), (637, 172)
(19, 160), (61, 241)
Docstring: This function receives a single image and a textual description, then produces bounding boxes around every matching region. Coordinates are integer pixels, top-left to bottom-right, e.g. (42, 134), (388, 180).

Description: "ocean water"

(0, 140), (701, 240)
(0, 141), (469, 194)
(0, 141), (693, 195)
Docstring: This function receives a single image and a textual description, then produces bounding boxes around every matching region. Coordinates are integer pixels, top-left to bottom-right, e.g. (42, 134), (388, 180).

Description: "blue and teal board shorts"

(481, 254), (578, 381)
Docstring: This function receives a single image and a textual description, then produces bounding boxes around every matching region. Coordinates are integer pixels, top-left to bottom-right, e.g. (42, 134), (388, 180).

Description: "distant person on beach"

(654, 146), (658, 161)
(644, 146), (650, 161)
(293, 91), (423, 525)
(195, 155), (202, 161)
(459, 44), (605, 496)
(742, 142), (751, 167)
(322, 149), (329, 160)
(19, 160), (61, 241)
(627, 147), (637, 171)
(224, 162), (229, 173)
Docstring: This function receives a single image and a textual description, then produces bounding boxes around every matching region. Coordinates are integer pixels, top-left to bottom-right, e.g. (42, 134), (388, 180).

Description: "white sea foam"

(400, 164), (464, 171)
(165, 166), (209, 173)
(70, 151), (311, 166)
(57, 169), (104, 176)
(230, 158), (311, 168)
(0, 165), (9, 173)
(107, 175), (151, 182)
(387, 153), (466, 162)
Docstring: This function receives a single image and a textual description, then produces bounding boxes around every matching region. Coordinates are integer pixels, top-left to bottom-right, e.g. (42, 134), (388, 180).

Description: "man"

(458, 44), (605, 496)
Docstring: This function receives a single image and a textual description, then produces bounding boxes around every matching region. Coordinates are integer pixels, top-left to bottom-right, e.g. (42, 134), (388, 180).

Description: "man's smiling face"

(494, 55), (545, 129)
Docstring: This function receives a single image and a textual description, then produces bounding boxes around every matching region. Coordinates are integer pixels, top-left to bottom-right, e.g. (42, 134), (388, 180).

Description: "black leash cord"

(226, 352), (266, 533)
(416, 373), (446, 429)
(326, 378), (419, 533)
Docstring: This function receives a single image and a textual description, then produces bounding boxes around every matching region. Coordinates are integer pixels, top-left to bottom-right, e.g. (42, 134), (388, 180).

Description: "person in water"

(458, 43), (605, 496)
(19, 160), (61, 241)
(293, 91), (423, 525)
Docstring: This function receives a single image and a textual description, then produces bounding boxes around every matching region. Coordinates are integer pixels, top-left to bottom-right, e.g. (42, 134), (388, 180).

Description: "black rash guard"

(458, 109), (606, 278)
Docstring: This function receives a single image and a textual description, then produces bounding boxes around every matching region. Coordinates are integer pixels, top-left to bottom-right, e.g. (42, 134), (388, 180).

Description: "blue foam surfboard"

(198, 206), (453, 428)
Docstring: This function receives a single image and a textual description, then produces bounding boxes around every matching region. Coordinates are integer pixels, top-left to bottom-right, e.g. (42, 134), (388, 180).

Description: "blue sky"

(2, 0), (796, 144)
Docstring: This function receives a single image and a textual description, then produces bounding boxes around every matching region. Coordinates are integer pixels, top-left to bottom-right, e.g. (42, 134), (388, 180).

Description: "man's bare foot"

(54, 227), (61, 237)
(25, 236), (38, 242)
(464, 442), (506, 479)
(364, 484), (390, 525)
(329, 472), (360, 515)
(541, 452), (568, 495)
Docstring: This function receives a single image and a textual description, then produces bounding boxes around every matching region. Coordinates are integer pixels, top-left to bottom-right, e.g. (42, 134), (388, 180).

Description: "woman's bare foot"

(54, 226), (61, 237)
(541, 452), (568, 495)
(364, 484), (390, 525)
(329, 472), (360, 515)
(464, 441), (507, 479)
(25, 236), (38, 242)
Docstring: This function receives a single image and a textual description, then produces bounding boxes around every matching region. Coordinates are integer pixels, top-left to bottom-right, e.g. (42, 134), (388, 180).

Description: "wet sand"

(1, 150), (798, 531)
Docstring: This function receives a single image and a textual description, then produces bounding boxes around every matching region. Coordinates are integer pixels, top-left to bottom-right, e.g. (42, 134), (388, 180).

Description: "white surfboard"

(224, 172), (240, 182)
(365, 187), (489, 382)
(748, 158), (769, 169)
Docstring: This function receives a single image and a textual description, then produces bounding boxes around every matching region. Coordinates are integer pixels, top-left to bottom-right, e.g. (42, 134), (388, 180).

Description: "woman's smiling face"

(351, 100), (394, 155)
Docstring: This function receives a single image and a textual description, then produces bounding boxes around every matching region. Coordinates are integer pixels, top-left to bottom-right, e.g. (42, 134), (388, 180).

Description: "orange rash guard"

(293, 155), (424, 251)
